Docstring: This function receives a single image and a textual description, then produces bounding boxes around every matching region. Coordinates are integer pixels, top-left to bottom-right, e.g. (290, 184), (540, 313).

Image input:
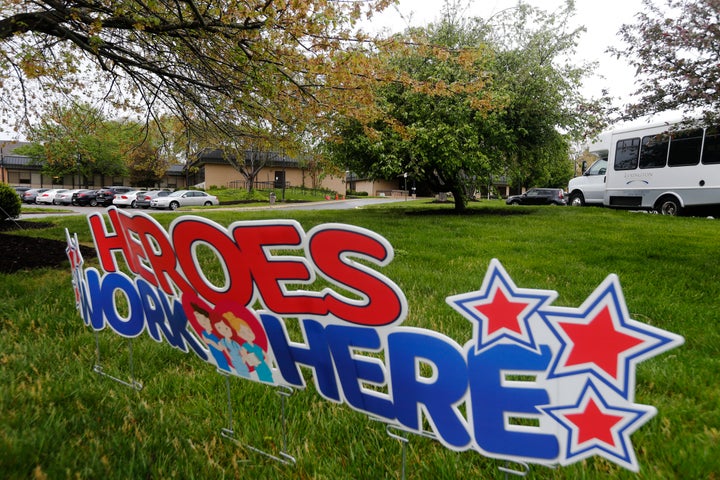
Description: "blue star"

(447, 259), (557, 353)
(540, 274), (685, 399)
(542, 380), (656, 472)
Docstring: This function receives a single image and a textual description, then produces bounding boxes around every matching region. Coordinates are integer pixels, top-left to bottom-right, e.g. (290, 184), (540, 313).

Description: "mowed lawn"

(1, 201), (718, 479)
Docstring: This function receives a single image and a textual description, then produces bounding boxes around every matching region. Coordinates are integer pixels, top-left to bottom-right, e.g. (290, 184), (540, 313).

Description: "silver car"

(150, 190), (219, 210)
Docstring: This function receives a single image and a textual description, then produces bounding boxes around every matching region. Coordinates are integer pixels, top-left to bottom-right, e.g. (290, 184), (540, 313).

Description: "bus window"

(640, 133), (669, 169)
(614, 138), (640, 170)
(668, 128), (702, 166)
(702, 127), (720, 164)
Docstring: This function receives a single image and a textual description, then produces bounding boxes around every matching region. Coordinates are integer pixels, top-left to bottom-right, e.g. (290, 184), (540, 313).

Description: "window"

(702, 127), (720, 164)
(668, 128), (702, 166)
(586, 159), (607, 176)
(614, 138), (640, 170)
(639, 133), (669, 169)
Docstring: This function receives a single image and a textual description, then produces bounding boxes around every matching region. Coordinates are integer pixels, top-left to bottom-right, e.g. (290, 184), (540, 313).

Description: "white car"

(55, 189), (83, 205)
(35, 188), (69, 205)
(112, 190), (146, 208)
(150, 190), (219, 210)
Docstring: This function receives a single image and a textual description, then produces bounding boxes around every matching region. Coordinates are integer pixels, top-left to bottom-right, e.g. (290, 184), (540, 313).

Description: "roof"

(166, 164), (185, 176)
(192, 148), (301, 169)
(0, 154), (187, 177)
(0, 155), (43, 169)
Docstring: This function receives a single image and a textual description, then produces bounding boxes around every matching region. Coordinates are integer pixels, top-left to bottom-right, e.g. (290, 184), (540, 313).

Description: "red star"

(474, 289), (530, 336)
(558, 306), (644, 378)
(565, 397), (625, 445)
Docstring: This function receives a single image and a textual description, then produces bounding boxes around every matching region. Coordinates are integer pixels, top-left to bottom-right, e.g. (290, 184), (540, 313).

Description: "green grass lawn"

(1, 201), (718, 479)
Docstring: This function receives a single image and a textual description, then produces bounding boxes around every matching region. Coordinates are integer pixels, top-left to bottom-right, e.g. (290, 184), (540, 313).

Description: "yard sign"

(66, 207), (684, 472)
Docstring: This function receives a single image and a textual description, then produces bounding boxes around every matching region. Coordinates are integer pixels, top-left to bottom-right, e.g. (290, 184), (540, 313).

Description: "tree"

(327, 1), (601, 211)
(613, 0), (720, 123)
(16, 103), (127, 186)
(0, 0), (394, 139)
(125, 140), (167, 188)
(327, 11), (500, 212)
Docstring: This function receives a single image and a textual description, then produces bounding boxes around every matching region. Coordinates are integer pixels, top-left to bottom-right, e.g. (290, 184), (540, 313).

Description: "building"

(0, 139), (187, 189)
(1, 141), (410, 195)
(346, 172), (408, 197)
(186, 148), (346, 193)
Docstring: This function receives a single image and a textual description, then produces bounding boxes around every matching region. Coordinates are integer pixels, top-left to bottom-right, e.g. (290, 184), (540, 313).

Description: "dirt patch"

(0, 220), (97, 274)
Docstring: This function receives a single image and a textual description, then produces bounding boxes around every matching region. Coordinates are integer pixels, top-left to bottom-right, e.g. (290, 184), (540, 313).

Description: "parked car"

(135, 190), (171, 209)
(13, 186), (31, 198)
(506, 188), (567, 206)
(36, 188), (69, 205)
(112, 190), (146, 208)
(95, 186), (134, 206)
(72, 189), (99, 206)
(21, 188), (49, 204)
(150, 190), (219, 210)
(55, 189), (83, 205)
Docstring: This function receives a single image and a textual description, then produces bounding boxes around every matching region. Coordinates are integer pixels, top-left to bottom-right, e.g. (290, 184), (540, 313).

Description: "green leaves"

(613, 0), (720, 122)
(327, 0), (593, 211)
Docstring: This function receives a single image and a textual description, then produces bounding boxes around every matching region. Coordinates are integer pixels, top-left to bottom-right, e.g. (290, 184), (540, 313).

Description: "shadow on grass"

(0, 219), (55, 232)
(0, 220), (97, 273)
(403, 206), (534, 217)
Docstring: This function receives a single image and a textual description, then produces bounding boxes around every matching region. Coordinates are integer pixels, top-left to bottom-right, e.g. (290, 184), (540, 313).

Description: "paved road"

(19, 197), (412, 219)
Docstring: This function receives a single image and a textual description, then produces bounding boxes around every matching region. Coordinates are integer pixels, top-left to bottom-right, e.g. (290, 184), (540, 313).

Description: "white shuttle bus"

(568, 120), (720, 215)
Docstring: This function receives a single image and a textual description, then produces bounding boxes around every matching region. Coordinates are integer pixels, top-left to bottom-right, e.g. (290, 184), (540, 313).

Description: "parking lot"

(19, 203), (146, 219)
(18, 197), (407, 220)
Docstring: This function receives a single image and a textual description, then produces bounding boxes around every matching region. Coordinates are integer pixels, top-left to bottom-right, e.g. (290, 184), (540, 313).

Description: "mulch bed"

(0, 220), (97, 273)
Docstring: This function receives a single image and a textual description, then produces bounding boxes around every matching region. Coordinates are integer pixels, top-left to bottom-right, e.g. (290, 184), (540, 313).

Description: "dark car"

(135, 190), (171, 209)
(21, 188), (49, 204)
(13, 186), (31, 198)
(72, 189), (99, 206)
(506, 188), (567, 206)
(95, 186), (134, 206)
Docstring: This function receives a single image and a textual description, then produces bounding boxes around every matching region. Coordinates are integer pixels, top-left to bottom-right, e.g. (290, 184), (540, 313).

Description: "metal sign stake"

(220, 374), (296, 465)
(92, 331), (143, 391)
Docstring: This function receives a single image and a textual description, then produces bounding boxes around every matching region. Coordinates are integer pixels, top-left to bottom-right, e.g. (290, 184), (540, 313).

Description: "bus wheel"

(656, 196), (681, 216)
(569, 193), (585, 207)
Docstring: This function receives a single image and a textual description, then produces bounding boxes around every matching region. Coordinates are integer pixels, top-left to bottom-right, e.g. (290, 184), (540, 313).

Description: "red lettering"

(87, 212), (407, 326)
(172, 217), (253, 306)
(308, 226), (406, 326)
(115, 210), (193, 296)
(232, 222), (325, 315)
(87, 209), (131, 273)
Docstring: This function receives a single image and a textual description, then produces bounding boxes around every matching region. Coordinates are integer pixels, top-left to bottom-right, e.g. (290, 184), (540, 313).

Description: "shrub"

(0, 183), (21, 220)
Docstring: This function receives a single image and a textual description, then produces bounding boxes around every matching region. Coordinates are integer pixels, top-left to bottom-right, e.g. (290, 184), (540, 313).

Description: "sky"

(370, 0), (664, 122)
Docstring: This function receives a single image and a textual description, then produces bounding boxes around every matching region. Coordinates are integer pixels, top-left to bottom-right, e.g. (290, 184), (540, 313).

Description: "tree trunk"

(450, 185), (467, 212)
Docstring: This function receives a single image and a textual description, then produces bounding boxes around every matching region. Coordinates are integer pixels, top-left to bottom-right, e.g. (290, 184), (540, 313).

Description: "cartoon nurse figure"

(214, 318), (251, 379)
(191, 303), (231, 373)
(222, 310), (274, 383)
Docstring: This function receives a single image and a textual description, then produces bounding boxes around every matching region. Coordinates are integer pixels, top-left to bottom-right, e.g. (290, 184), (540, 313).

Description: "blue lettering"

(261, 315), (339, 401)
(80, 268), (105, 330)
(388, 330), (470, 449)
(470, 344), (558, 460)
(326, 325), (394, 419)
(137, 278), (166, 342)
(101, 272), (145, 338)
(161, 293), (207, 360)
(137, 279), (206, 359)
